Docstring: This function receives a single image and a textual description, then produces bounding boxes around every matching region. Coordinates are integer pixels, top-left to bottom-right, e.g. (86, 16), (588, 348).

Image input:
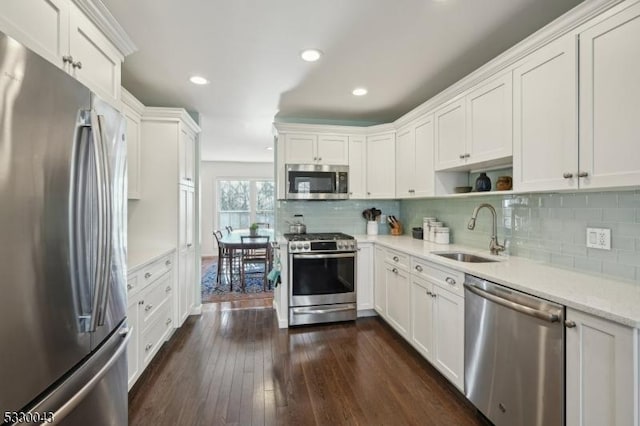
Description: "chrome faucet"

(468, 203), (505, 255)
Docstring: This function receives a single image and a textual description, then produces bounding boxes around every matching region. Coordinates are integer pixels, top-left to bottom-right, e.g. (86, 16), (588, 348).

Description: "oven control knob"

(338, 242), (344, 249)
(303, 243), (310, 250)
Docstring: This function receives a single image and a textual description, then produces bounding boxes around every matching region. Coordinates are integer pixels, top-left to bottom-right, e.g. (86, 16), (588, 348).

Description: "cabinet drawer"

(140, 254), (173, 287)
(141, 302), (172, 366)
(411, 258), (464, 297)
(385, 249), (410, 271)
(140, 273), (173, 327)
(127, 273), (140, 298)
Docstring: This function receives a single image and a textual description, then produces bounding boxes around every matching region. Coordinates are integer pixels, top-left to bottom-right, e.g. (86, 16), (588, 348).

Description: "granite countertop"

(128, 246), (176, 273)
(355, 235), (640, 328)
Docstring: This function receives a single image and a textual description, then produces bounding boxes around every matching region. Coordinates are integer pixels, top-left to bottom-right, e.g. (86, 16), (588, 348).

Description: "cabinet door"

(433, 285), (464, 391)
(513, 34), (578, 192)
(413, 115), (435, 197)
(284, 133), (317, 164)
(348, 136), (367, 199)
(356, 244), (374, 311)
(385, 264), (410, 340)
(0, 0), (69, 68)
(317, 135), (349, 165)
(373, 247), (386, 317)
(366, 133), (396, 199)
(579, 2), (640, 189)
(185, 186), (195, 249)
(68, 3), (122, 107)
(466, 72), (513, 165)
(434, 97), (466, 171)
(178, 250), (190, 325)
(395, 126), (416, 198)
(126, 299), (140, 390)
(566, 309), (635, 426)
(124, 104), (142, 199)
(410, 276), (434, 361)
(179, 129), (196, 185)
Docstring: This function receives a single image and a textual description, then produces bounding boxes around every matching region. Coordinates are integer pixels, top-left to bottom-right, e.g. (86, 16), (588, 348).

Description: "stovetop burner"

(283, 232), (355, 242)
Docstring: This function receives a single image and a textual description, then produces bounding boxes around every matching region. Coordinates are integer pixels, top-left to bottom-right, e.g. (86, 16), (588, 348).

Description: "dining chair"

(225, 225), (233, 234)
(240, 235), (270, 292)
(213, 230), (239, 286)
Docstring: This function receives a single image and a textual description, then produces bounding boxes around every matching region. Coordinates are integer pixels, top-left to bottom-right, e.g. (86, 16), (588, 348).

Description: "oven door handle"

(292, 304), (357, 315)
(292, 253), (355, 259)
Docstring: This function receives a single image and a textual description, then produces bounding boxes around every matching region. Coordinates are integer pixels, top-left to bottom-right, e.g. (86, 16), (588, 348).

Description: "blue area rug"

(201, 262), (273, 302)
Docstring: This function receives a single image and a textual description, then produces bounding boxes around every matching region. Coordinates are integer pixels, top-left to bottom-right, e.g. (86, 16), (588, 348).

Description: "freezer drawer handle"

(292, 304), (356, 315)
(49, 328), (131, 425)
(145, 304), (153, 312)
(465, 284), (561, 323)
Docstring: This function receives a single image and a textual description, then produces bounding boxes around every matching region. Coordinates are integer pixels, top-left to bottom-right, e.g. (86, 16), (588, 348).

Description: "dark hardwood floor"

(129, 302), (484, 426)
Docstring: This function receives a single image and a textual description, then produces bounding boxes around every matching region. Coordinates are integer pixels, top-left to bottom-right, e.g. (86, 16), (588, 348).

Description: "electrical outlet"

(586, 228), (611, 250)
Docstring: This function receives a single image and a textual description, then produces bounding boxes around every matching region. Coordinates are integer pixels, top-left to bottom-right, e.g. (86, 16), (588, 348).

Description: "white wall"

(200, 161), (274, 256)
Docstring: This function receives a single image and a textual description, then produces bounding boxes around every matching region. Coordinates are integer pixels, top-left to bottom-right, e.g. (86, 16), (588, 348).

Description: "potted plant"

(249, 223), (259, 236)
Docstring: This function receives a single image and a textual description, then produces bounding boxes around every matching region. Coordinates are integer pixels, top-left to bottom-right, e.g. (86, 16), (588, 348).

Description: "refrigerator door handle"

(88, 112), (107, 332)
(50, 328), (131, 425)
(94, 114), (112, 327)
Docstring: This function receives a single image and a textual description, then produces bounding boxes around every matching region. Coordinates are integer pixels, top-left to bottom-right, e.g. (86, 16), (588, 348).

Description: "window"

(217, 179), (274, 230)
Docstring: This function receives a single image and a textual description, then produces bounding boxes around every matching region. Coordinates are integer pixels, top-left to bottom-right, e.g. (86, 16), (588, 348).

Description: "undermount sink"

(434, 252), (499, 263)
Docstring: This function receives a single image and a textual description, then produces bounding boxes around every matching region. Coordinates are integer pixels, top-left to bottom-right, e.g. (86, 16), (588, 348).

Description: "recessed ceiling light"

(352, 87), (368, 96)
(266, 146), (273, 151)
(300, 49), (323, 62)
(189, 76), (209, 85)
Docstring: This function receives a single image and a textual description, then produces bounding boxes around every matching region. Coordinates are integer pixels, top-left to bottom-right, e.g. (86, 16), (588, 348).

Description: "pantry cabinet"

(366, 132), (396, 199)
(396, 115), (435, 198)
(0, 0), (126, 107)
(578, 1), (640, 190)
(122, 88), (144, 199)
(283, 133), (348, 165)
(513, 33), (578, 192)
(179, 128), (197, 186)
(565, 308), (636, 426)
(348, 136), (367, 199)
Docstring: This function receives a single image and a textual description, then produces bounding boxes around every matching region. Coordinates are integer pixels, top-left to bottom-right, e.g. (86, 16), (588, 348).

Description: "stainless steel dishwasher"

(464, 275), (565, 426)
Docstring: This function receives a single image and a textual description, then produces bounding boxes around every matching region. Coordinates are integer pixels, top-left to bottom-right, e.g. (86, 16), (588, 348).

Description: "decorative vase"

(249, 228), (257, 236)
(475, 172), (492, 192)
(496, 176), (513, 191)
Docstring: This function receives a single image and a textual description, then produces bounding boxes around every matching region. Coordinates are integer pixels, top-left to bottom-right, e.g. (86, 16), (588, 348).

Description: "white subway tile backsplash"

(586, 192), (618, 208)
(603, 208), (636, 223)
(602, 262), (636, 281)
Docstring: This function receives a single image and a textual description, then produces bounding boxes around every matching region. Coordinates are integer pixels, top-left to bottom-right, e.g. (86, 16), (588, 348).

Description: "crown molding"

(121, 87), (145, 116)
(143, 107), (202, 134)
(393, 0), (626, 128)
(71, 0), (137, 56)
(273, 122), (369, 135)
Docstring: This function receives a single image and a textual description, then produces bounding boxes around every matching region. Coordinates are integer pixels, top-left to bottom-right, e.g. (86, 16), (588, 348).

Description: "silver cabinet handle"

(127, 284), (133, 290)
(431, 293), (436, 298)
(415, 265), (423, 272)
(144, 272), (152, 279)
(165, 286), (172, 293)
(138, 300), (144, 305)
(62, 55), (73, 64)
(72, 61), (82, 70)
(392, 267), (398, 274)
(563, 172), (574, 179)
(185, 177), (192, 181)
(459, 154), (466, 159)
(318, 157), (322, 162)
(187, 243), (193, 248)
(577, 171), (589, 178)
(565, 320), (577, 328)
(165, 260), (171, 266)
(313, 157), (317, 161)
(166, 318), (172, 326)
(464, 153), (471, 158)
(145, 304), (153, 312)
(445, 277), (456, 285)
(145, 343), (153, 352)
(393, 256), (399, 262)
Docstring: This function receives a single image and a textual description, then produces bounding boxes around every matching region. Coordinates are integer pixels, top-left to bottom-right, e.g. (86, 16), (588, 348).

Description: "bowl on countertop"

(454, 186), (473, 193)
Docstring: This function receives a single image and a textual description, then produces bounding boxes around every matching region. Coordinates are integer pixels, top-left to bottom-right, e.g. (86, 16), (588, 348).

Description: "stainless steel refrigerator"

(0, 30), (128, 425)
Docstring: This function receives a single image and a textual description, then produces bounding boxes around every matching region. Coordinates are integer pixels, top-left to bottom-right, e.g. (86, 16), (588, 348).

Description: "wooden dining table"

(219, 228), (275, 288)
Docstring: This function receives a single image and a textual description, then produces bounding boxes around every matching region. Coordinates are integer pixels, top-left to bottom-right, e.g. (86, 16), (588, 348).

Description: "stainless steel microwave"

(286, 164), (349, 200)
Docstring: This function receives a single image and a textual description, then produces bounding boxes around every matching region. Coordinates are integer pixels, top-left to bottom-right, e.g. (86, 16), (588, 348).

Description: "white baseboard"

(190, 304), (203, 315)
(357, 309), (378, 318)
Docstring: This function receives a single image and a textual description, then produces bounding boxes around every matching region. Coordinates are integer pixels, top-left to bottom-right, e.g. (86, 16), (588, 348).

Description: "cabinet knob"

(165, 260), (171, 266)
(318, 157), (322, 161)
(367, 192), (371, 195)
(563, 172), (574, 179)
(464, 153), (471, 158)
(313, 157), (317, 161)
(138, 300), (144, 305)
(431, 293), (437, 298)
(166, 286), (172, 293)
(72, 61), (82, 70)
(565, 320), (577, 328)
(187, 243), (193, 248)
(459, 154), (466, 159)
(393, 256), (399, 262)
(415, 265), (423, 272)
(145, 304), (153, 312)
(577, 171), (589, 178)
(166, 318), (173, 326)
(445, 277), (456, 286)
(145, 343), (153, 352)
(144, 272), (152, 279)
(127, 284), (133, 290)
(392, 267), (398, 274)
(62, 55), (73, 64)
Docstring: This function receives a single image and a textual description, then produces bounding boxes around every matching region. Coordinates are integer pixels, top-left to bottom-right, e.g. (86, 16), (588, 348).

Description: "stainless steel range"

(285, 232), (357, 326)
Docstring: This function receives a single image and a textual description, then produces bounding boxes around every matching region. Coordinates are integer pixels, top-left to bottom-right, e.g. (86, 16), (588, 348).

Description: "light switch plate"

(586, 228), (611, 250)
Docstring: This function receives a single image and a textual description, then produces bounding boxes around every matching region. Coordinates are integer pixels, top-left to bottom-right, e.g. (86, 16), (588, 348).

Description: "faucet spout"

(468, 203), (505, 255)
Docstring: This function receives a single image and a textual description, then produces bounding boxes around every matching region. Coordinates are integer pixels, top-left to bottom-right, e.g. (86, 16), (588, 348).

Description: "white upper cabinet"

(434, 97), (466, 170)
(578, 1), (640, 190)
(465, 72), (513, 165)
(283, 133), (348, 165)
(348, 136), (367, 199)
(122, 88), (144, 199)
(366, 132), (396, 199)
(0, 0), (127, 107)
(513, 33), (578, 192)
(179, 129), (196, 186)
(396, 115), (434, 198)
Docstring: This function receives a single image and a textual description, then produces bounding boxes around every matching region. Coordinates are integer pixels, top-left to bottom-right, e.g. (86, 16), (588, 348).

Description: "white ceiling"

(103, 0), (584, 163)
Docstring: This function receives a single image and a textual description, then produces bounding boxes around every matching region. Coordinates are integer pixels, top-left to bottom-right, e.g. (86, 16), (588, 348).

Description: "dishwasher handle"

(464, 284), (561, 323)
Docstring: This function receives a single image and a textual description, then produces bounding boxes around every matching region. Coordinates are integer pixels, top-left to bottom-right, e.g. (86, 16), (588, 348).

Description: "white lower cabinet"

(566, 308), (637, 426)
(410, 276), (435, 360)
(356, 243), (374, 312)
(432, 284), (464, 390)
(126, 251), (175, 390)
(374, 247), (387, 317)
(384, 262), (411, 340)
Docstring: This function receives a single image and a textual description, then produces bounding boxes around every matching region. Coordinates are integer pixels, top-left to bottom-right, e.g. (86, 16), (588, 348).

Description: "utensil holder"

(367, 221), (378, 235)
(390, 223), (403, 235)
